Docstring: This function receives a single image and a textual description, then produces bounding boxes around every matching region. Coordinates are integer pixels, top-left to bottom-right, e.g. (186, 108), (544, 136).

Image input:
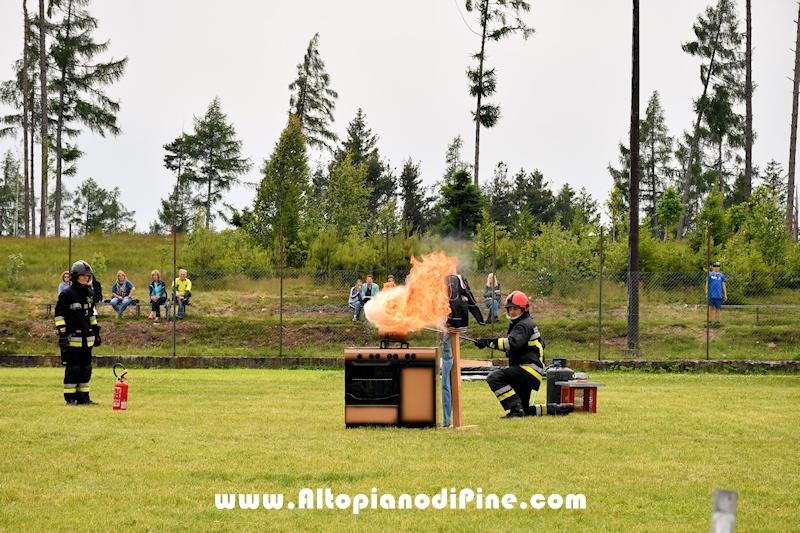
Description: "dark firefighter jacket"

(55, 282), (98, 348)
(491, 311), (545, 368)
(445, 274), (484, 328)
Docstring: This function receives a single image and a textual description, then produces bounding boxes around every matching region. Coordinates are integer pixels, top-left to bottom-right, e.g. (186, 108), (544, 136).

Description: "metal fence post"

(711, 490), (737, 533)
(599, 226), (603, 361)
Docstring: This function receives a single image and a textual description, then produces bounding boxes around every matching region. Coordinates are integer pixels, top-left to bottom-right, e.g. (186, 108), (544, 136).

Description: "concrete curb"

(1, 354), (798, 372)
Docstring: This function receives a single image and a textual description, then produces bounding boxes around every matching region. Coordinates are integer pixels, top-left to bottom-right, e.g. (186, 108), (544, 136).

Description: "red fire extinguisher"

(113, 363), (128, 411)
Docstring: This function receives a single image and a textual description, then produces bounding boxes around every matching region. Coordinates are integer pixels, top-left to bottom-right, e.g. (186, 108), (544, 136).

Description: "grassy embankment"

(1, 368), (798, 532)
(2, 235), (800, 360)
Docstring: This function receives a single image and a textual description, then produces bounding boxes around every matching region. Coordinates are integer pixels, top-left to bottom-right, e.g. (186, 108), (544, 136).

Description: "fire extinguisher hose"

(113, 363), (128, 381)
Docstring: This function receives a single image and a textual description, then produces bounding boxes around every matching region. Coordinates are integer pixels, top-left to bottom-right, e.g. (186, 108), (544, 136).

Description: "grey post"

(711, 490), (737, 533)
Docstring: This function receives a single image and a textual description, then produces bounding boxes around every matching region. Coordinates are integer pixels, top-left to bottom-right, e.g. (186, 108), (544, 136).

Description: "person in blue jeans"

(705, 261), (727, 324)
(483, 273), (501, 323)
(110, 270), (135, 319)
(441, 332), (453, 427)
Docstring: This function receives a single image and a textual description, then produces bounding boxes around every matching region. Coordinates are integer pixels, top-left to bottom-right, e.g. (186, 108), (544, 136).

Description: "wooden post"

(711, 490), (737, 533)
(448, 328), (477, 429)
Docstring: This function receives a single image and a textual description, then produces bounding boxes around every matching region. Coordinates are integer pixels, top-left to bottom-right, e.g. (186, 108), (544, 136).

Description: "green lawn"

(1, 368), (798, 532)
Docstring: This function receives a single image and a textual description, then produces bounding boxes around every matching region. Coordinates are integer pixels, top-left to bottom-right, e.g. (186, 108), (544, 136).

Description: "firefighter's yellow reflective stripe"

(90, 318), (97, 325)
(63, 387), (77, 393)
(497, 338), (505, 351)
(521, 365), (543, 382)
(77, 387), (90, 392)
(55, 317), (66, 326)
(69, 341), (82, 347)
(497, 390), (516, 402)
(494, 385), (512, 397)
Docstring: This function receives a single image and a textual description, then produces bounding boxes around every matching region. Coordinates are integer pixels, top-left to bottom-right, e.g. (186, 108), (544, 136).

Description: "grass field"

(1, 368), (798, 532)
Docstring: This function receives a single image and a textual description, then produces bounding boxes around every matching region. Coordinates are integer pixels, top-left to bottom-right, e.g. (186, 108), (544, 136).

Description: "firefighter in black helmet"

(55, 260), (101, 405)
(476, 291), (573, 418)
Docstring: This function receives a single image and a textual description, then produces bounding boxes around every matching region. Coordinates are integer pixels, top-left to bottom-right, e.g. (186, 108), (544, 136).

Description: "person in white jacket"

(348, 279), (363, 321)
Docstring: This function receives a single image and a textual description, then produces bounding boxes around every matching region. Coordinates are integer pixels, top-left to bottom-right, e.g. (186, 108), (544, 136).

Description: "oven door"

(345, 362), (400, 406)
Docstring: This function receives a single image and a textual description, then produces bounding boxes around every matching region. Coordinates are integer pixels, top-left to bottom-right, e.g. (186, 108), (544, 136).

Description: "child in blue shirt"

(705, 261), (727, 324)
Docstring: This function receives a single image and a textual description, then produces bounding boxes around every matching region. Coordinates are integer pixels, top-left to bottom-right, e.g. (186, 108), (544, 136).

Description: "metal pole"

(68, 223), (72, 268)
(710, 490), (737, 533)
(385, 226), (389, 280)
(598, 227), (605, 360)
(706, 224), (711, 361)
(279, 224), (284, 357)
(490, 224), (496, 357)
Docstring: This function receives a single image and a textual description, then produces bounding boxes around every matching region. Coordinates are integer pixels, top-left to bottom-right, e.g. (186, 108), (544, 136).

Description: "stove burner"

(379, 337), (409, 349)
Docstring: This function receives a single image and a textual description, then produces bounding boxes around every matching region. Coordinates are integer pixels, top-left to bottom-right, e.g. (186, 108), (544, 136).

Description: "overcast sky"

(0, 1), (797, 233)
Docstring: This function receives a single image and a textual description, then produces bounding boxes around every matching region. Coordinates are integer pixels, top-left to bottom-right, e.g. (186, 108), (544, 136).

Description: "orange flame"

(364, 251), (458, 335)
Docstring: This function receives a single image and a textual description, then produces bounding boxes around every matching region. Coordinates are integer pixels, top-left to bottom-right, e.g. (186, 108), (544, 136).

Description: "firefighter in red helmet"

(476, 291), (573, 418)
(55, 260), (101, 405)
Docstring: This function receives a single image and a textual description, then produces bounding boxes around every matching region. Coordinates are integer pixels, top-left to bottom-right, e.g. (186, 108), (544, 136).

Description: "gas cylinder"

(113, 363), (128, 411)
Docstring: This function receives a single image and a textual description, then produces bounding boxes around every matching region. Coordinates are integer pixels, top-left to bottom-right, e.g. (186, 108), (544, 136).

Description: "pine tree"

(554, 183), (576, 229)
(0, 150), (24, 235)
(513, 168), (555, 228)
(677, 0), (744, 237)
(465, 0), (533, 186)
(398, 158), (427, 235)
(482, 162), (514, 228)
(322, 153), (368, 236)
(64, 177), (133, 234)
(639, 91), (674, 236)
(761, 159), (786, 207)
(438, 168), (484, 238)
(251, 115), (309, 266)
(288, 33), (338, 152)
(332, 109), (394, 218)
(48, 0), (127, 236)
(185, 97), (251, 229)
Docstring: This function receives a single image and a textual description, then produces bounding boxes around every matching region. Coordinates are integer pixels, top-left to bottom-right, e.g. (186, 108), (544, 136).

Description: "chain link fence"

(9, 266), (800, 360)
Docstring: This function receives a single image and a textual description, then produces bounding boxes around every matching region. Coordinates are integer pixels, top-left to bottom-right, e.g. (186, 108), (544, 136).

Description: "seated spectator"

(58, 271), (70, 296)
(360, 274), (379, 305)
(383, 274), (396, 290)
(110, 270), (135, 319)
(148, 270), (167, 322)
(170, 269), (192, 320)
(483, 273), (502, 323)
(349, 279), (364, 321)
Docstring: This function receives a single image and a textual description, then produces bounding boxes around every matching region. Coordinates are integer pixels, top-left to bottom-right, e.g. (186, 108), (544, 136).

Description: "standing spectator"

(360, 274), (379, 305)
(383, 274), (396, 290)
(110, 270), (135, 319)
(348, 279), (364, 321)
(148, 270), (167, 322)
(58, 271), (70, 296)
(706, 261), (728, 325)
(55, 260), (101, 405)
(483, 273), (502, 323)
(171, 269), (193, 319)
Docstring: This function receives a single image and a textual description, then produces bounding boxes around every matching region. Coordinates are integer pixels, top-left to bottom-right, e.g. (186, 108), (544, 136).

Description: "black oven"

(344, 347), (437, 428)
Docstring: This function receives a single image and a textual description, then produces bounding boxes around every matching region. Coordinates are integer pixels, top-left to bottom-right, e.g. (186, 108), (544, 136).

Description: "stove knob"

(411, 353), (416, 359)
(405, 354), (410, 359)
(369, 353), (374, 359)
(394, 354), (399, 360)
(357, 354), (362, 359)
(376, 354), (381, 359)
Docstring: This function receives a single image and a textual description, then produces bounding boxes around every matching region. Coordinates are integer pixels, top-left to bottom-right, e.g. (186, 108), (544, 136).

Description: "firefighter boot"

(546, 403), (574, 416)
(77, 391), (99, 405)
(501, 404), (525, 418)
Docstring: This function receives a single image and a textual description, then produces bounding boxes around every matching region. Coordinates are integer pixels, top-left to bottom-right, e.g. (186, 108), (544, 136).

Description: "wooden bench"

(42, 301), (142, 318)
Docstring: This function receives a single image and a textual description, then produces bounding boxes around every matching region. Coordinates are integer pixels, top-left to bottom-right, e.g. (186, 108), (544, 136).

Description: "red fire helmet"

(503, 290), (529, 312)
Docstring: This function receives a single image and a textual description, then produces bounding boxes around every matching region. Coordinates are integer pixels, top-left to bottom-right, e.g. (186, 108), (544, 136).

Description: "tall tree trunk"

(744, 0), (753, 201)
(54, 0), (74, 238)
(473, 6), (487, 187)
(677, 16), (723, 239)
(627, 0), (640, 352)
(30, 134), (36, 237)
(38, 0), (48, 237)
(22, 0), (30, 237)
(787, 2), (800, 235)
(206, 149), (213, 230)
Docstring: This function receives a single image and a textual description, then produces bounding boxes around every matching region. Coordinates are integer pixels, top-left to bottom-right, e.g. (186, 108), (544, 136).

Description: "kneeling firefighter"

(55, 260), (101, 405)
(476, 291), (573, 418)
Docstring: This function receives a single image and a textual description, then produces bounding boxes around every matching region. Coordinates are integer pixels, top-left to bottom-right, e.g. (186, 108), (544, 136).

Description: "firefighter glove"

(476, 337), (497, 349)
(58, 335), (69, 350)
(94, 325), (102, 347)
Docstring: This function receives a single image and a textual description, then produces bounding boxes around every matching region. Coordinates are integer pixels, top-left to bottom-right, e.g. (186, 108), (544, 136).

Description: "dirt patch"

(694, 326), (721, 342)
